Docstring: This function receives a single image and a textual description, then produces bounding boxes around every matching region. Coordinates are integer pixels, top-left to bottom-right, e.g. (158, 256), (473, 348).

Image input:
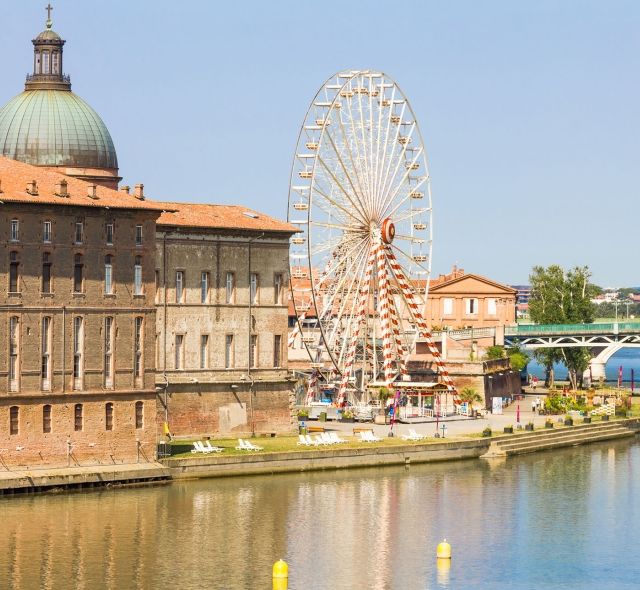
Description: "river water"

(2, 438), (640, 589)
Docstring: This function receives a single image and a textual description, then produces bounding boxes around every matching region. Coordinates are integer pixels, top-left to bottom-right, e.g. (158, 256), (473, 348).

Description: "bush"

(482, 427), (492, 437)
(297, 409), (309, 419)
(341, 410), (354, 419)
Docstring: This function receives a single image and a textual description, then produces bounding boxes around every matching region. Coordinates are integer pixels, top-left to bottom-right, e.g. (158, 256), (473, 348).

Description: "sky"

(1, 1), (638, 287)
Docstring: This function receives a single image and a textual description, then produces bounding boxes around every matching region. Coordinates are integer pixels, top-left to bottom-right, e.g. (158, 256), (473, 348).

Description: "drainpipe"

(61, 306), (66, 393)
(247, 233), (264, 437)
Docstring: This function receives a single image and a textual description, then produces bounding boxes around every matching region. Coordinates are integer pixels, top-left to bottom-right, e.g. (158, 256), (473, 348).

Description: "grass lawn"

(168, 432), (471, 458)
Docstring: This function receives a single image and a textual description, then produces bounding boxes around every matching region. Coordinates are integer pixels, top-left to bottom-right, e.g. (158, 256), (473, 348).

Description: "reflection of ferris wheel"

(287, 70), (454, 404)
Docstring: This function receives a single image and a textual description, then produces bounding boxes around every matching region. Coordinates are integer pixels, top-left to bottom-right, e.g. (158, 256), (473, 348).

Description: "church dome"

(0, 90), (118, 169)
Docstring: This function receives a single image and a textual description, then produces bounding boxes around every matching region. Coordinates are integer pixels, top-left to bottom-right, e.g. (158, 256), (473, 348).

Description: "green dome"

(0, 90), (118, 169)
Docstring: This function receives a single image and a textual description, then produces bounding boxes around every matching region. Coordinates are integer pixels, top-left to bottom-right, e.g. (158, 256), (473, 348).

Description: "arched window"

(74, 403), (83, 431)
(73, 254), (83, 293)
(104, 255), (113, 294)
(105, 402), (114, 431)
(135, 401), (144, 429)
(134, 256), (143, 295)
(43, 405), (52, 433)
(9, 252), (19, 293)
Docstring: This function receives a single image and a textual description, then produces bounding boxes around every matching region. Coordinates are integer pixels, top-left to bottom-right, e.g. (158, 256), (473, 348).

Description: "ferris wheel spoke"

(377, 132), (418, 218)
(310, 183), (366, 227)
(388, 242), (430, 278)
(321, 130), (370, 219)
(315, 156), (370, 225)
(335, 114), (369, 211)
(345, 94), (373, 204)
(371, 82), (395, 217)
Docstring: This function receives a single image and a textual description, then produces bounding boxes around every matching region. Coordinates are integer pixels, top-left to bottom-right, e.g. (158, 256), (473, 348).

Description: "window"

(226, 272), (235, 303)
(42, 51), (50, 74)
(74, 403), (83, 431)
(274, 273), (284, 304)
(175, 334), (184, 370)
(42, 253), (52, 293)
(250, 273), (259, 304)
(35, 51), (41, 74)
(200, 334), (209, 369)
(443, 298), (453, 316)
(134, 256), (143, 295)
(9, 251), (19, 292)
(10, 219), (19, 242)
(106, 223), (114, 245)
(73, 254), (84, 293)
(9, 406), (19, 435)
(73, 317), (84, 389)
(43, 405), (52, 434)
(75, 221), (84, 244)
(105, 403), (114, 431)
(43, 220), (52, 243)
(175, 271), (184, 303)
(200, 272), (209, 304)
(135, 224), (143, 246)
(51, 51), (59, 74)
(41, 317), (52, 390)
(225, 334), (234, 368)
(250, 334), (258, 368)
(134, 317), (143, 383)
(487, 298), (497, 316)
(9, 316), (19, 392)
(464, 298), (478, 315)
(104, 317), (114, 388)
(135, 401), (144, 429)
(155, 270), (160, 302)
(104, 255), (113, 294)
(274, 335), (282, 368)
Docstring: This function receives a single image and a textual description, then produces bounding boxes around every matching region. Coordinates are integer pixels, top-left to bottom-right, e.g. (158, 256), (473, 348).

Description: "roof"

(156, 202), (299, 234)
(429, 272), (518, 294)
(0, 90), (118, 169)
(0, 156), (169, 212)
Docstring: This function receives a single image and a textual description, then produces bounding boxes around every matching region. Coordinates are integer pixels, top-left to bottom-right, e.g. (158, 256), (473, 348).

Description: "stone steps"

(482, 422), (635, 458)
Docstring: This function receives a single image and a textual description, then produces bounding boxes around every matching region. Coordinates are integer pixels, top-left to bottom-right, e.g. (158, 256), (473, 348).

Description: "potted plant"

(564, 416), (573, 426)
(601, 414), (610, 422)
(482, 427), (492, 437)
(583, 415), (592, 424)
(297, 409), (309, 421)
(545, 419), (554, 429)
(503, 424), (514, 434)
(340, 410), (355, 423)
(525, 422), (534, 431)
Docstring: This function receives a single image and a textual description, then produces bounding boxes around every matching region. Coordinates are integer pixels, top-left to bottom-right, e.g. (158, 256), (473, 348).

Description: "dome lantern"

(26, 4), (71, 91)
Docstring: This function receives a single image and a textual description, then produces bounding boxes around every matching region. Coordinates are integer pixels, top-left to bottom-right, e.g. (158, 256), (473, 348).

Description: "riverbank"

(1, 419), (638, 495)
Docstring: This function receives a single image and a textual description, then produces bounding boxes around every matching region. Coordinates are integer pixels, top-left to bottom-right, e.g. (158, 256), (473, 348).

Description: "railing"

(427, 327), (496, 341)
(505, 322), (640, 336)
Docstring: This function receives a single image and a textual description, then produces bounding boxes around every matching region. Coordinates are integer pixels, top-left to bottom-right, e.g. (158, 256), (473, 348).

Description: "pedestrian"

(531, 399), (536, 413)
(532, 376), (538, 390)
(535, 396), (541, 412)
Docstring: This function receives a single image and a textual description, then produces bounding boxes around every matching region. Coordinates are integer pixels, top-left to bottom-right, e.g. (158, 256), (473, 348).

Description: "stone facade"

(155, 208), (298, 438)
(0, 167), (163, 468)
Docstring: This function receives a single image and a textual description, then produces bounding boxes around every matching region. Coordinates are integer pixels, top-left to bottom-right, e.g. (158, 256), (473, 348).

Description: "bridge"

(504, 322), (640, 380)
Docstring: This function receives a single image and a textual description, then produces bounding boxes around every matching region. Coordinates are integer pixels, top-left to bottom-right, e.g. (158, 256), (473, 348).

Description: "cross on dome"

(45, 3), (53, 28)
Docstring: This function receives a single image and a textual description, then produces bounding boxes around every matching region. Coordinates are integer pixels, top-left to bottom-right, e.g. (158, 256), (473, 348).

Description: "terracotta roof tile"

(156, 202), (298, 234)
(0, 156), (169, 212)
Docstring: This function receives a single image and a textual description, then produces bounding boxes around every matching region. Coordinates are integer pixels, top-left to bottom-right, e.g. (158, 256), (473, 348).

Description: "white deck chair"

(329, 432), (346, 444)
(297, 434), (312, 446)
(320, 432), (335, 445)
(235, 439), (248, 450)
(191, 441), (205, 453)
(243, 439), (264, 451)
(314, 435), (329, 446)
(363, 431), (381, 442)
(204, 441), (223, 452)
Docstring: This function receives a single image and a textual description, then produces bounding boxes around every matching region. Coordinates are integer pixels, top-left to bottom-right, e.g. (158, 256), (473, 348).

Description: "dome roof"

(0, 90), (118, 169)
(35, 28), (62, 41)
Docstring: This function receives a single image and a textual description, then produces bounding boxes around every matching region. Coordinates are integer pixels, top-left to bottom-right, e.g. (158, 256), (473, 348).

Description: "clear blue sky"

(1, 1), (638, 286)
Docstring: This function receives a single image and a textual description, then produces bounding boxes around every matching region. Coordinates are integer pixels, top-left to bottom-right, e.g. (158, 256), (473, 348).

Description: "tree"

(484, 344), (529, 373)
(528, 265), (597, 389)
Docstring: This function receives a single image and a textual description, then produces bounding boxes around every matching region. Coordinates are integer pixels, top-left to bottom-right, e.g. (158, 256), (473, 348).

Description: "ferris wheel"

(287, 70), (454, 404)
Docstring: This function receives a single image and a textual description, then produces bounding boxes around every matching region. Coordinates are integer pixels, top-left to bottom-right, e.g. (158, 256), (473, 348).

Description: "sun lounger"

(360, 431), (381, 443)
(402, 428), (426, 441)
(297, 434), (313, 446)
(235, 439), (264, 451)
(320, 432), (336, 445)
(204, 441), (223, 452)
(329, 432), (346, 444)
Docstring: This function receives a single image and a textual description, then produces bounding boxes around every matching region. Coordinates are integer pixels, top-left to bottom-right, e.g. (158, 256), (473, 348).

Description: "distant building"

(510, 285), (531, 318)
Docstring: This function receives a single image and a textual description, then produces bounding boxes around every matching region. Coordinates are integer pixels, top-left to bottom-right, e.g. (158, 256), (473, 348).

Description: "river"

(528, 348), (640, 386)
(1, 438), (639, 589)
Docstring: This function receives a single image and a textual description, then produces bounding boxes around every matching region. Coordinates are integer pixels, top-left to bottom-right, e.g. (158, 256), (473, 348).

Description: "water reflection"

(0, 439), (639, 589)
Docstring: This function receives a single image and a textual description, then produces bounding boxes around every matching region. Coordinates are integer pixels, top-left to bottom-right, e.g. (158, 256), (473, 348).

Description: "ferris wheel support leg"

(305, 369), (320, 406)
(383, 245), (456, 393)
(375, 240), (399, 385)
(336, 248), (376, 406)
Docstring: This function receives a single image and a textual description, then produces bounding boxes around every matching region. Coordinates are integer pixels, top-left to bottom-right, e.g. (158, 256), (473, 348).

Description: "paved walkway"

(324, 391), (551, 439)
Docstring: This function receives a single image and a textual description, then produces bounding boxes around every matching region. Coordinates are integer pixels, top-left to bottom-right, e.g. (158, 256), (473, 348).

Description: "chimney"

(55, 179), (69, 197)
(134, 183), (144, 200)
(120, 185), (130, 194)
(26, 180), (38, 195)
(87, 184), (98, 199)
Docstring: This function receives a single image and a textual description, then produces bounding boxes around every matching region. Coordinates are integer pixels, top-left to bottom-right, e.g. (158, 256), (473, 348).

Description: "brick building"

(0, 13), (298, 467)
(0, 157), (165, 467)
(155, 204), (297, 437)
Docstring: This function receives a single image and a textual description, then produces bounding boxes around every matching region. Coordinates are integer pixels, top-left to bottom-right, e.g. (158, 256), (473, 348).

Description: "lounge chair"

(191, 441), (204, 453)
(314, 435), (329, 446)
(235, 439), (263, 451)
(297, 434), (312, 446)
(329, 432), (346, 444)
(402, 428), (426, 441)
(320, 432), (335, 445)
(360, 431), (381, 443)
(204, 441), (223, 453)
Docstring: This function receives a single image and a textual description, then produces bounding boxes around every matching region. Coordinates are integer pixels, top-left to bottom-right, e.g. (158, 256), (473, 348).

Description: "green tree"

(483, 344), (529, 373)
(528, 265), (597, 389)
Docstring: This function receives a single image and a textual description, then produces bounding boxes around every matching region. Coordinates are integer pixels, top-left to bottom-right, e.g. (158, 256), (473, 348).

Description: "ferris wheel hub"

(381, 218), (396, 244)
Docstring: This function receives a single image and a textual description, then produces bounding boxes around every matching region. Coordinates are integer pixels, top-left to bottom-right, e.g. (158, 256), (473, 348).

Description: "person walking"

(531, 399), (536, 413)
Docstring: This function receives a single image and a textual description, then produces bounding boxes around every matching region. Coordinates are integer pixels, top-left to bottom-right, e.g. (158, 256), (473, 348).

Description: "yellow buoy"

(436, 539), (452, 559)
(273, 559), (288, 590)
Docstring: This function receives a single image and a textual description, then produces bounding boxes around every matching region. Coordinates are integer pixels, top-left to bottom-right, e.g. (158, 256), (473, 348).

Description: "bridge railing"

(505, 321), (640, 336)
